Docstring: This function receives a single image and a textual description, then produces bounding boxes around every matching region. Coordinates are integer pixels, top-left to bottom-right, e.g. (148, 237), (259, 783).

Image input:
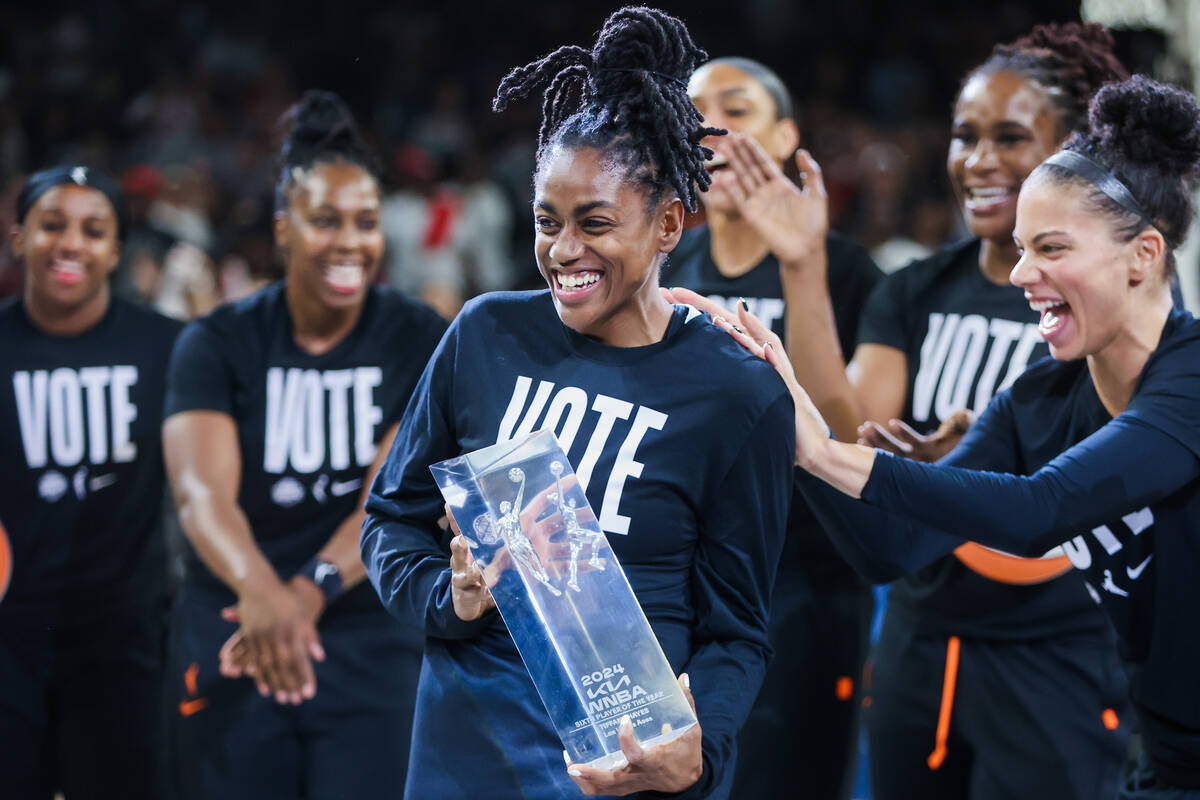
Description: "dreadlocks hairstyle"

(972, 22), (1129, 138)
(274, 90), (382, 212)
(492, 6), (722, 213)
(1036, 75), (1200, 274)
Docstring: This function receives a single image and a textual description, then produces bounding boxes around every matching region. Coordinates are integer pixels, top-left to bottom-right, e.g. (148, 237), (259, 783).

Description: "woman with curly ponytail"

(363, 7), (795, 798)
(680, 23), (1139, 800)
(716, 74), (1200, 800)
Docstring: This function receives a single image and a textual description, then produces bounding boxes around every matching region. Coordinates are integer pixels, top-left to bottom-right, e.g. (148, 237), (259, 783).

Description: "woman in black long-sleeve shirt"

(691, 75), (1200, 799)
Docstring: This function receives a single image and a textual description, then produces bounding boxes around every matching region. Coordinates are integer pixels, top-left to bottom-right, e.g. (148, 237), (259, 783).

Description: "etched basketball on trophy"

(430, 429), (696, 769)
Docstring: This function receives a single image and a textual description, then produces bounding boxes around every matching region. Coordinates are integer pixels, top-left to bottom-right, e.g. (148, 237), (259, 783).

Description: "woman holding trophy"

(363, 7), (795, 799)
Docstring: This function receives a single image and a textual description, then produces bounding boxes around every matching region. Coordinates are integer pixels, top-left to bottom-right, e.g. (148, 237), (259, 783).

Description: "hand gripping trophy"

(549, 461), (605, 592)
(500, 468), (561, 596)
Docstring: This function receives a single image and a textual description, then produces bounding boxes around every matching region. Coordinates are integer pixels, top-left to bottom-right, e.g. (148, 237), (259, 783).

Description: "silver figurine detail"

(549, 460), (605, 592)
(499, 468), (561, 596)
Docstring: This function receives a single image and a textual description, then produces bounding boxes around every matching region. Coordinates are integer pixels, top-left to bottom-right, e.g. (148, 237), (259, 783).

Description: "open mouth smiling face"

(533, 144), (680, 347)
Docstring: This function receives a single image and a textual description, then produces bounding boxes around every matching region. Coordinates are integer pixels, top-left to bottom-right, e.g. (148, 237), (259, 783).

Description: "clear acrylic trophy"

(430, 429), (697, 769)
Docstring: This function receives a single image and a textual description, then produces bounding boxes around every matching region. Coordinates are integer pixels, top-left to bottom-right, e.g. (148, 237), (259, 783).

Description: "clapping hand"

(714, 133), (828, 265)
(217, 576), (326, 705)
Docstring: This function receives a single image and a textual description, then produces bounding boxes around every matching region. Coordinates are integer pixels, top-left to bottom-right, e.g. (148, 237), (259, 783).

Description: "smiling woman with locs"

(361, 7), (795, 799)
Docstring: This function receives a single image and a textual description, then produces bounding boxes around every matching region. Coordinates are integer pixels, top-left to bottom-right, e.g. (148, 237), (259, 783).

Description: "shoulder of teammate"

(826, 229), (882, 285)
(676, 306), (793, 418)
(454, 288), (556, 337)
(1124, 309), (1200, 457)
(164, 284), (284, 417)
(883, 236), (979, 300)
(188, 280), (285, 346)
(0, 295), (21, 334)
(0, 294), (19, 315)
(110, 295), (185, 348)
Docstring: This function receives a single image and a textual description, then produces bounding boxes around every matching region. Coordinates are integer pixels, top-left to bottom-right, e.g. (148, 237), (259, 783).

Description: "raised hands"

(713, 133), (828, 266)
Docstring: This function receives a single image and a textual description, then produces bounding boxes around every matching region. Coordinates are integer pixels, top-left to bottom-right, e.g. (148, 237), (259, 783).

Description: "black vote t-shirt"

(663, 226), (882, 580)
(858, 238), (1108, 638)
(0, 296), (182, 628)
(164, 282), (446, 619)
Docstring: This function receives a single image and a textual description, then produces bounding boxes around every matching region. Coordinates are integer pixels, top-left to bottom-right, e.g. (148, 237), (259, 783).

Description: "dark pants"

(868, 616), (1132, 800)
(0, 601), (167, 800)
(731, 571), (873, 800)
(1119, 756), (1200, 799)
(167, 592), (422, 800)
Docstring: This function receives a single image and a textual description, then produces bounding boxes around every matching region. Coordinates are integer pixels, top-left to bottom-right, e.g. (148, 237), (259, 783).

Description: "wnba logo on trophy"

(0, 520), (12, 603)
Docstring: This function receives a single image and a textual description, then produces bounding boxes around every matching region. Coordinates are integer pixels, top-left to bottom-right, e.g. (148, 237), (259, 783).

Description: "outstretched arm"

(706, 301), (1200, 558)
(862, 416), (1199, 556)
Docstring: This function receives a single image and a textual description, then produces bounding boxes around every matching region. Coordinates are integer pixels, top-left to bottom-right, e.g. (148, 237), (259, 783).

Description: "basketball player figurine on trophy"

(501, 467), (562, 596)
(549, 460), (605, 592)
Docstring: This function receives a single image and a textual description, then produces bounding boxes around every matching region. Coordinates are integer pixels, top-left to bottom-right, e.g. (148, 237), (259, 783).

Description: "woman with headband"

(0, 166), (182, 798)
(672, 23), (1134, 800)
(363, 8), (794, 798)
(707, 74), (1200, 800)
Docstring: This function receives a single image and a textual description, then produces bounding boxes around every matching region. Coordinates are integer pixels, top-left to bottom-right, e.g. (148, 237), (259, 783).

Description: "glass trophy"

(430, 429), (697, 769)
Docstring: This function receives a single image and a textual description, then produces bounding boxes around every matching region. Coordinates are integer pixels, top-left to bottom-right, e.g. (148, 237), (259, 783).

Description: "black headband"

(16, 166), (128, 240)
(1041, 150), (1154, 227)
(596, 67), (688, 89)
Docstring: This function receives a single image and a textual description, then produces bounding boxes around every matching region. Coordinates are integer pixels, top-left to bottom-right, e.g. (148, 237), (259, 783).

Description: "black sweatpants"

(167, 590), (422, 800)
(867, 615), (1132, 800)
(732, 570), (873, 800)
(0, 600), (167, 800)
(1119, 755), (1200, 800)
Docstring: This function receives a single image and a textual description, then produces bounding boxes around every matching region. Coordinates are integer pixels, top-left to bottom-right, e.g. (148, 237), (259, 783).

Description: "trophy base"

(582, 721), (698, 770)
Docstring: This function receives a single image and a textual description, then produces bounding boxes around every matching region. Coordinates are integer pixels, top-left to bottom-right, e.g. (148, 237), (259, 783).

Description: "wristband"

(298, 557), (344, 604)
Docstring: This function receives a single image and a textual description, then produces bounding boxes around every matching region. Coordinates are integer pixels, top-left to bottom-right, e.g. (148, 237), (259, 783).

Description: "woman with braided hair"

(363, 7), (794, 798)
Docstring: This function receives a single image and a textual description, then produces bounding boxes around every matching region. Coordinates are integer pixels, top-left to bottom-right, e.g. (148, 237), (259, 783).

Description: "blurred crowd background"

(3, 0), (1186, 322)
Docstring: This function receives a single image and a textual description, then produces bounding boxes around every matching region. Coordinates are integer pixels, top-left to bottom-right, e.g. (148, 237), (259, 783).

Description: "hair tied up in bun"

(274, 90), (380, 212)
